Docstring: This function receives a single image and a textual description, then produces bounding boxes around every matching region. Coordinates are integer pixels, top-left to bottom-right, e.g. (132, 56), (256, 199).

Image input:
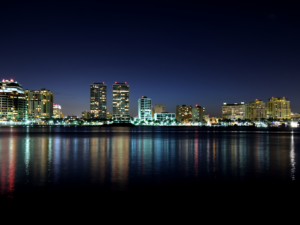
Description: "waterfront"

(0, 126), (300, 203)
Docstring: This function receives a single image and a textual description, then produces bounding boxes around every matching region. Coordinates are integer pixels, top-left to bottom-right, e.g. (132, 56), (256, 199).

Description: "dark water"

(1, 126), (300, 204)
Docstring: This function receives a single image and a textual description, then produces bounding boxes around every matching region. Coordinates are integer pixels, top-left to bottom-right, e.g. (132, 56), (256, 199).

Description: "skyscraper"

(138, 96), (152, 120)
(112, 82), (129, 121)
(267, 97), (291, 119)
(0, 79), (27, 121)
(90, 82), (107, 119)
(24, 88), (53, 120)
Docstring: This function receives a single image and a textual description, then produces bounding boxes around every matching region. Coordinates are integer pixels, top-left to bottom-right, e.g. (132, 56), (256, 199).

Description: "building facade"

(222, 102), (245, 120)
(153, 104), (165, 117)
(82, 111), (91, 119)
(267, 97), (291, 120)
(138, 96), (152, 121)
(53, 103), (62, 118)
(112, 82), (129, 121)
(0, 79), (27, 121)
(192, 105), (205, 123)
(24, 88), (53, 120)
(176, 105), (192, 123)
(154, 112), (175, 121)
(90, 82), (107, 119)
(245, 99), (267, 121)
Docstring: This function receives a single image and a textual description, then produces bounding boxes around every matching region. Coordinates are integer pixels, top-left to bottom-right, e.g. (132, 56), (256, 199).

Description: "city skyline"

(1, 78), (298, 118)
(1, 2), (299, 117)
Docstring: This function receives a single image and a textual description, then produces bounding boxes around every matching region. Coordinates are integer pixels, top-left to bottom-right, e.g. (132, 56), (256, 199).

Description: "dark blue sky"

(1, 1), (299, 117)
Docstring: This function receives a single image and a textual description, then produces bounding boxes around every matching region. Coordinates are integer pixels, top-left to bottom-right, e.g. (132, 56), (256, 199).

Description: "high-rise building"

(267, 97), (291, 120)
(90, 82), (107, 119)
(24, 88), (53, 120)
(245, 99), (267, 121)
(112, 82), (129, 121)
(138, 96), (152, 120)
(192, 105), (205, 122)
(0, 79), (27, 121)
(53, 103), (62, 118)
(176, 105), (192, 123)
(222, 102), (245, 120)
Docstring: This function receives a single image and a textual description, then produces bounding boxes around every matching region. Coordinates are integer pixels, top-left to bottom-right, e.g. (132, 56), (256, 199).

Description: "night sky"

(1, 1), (299, 117)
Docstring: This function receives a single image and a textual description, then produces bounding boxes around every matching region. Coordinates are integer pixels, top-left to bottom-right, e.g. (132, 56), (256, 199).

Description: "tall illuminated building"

(192, 105), (205, 122)
(138, 96), (152, 120)
(113, 82), (129, 121)
(90, 82), (107, 119)
(267, 97), (291, 119)
(245, 99), (267, 121)
(24, 89), (53, 120)
(0, 79), (27, 121)
(176, 105), (192, 123)
(222, 102), (245, 120)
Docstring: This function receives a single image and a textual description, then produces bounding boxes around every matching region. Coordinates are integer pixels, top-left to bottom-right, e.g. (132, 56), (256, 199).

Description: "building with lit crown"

(267, 97), (291, 120)
(0, 79), (27, 121)
(222, 102), (245, 120)
(176, 105), (192, 123)
(245, 99), (267, 121)
(138, 96), (152, 120)
(112, 82), (129, 121)
(192, 105), (205, 123)
(90, 82), (107, 119)
(24, 88), (53, 120)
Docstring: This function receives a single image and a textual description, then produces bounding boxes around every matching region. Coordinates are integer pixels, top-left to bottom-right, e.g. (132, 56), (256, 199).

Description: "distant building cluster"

(0, 79), (63, 123)
(222, 97), (291, 121)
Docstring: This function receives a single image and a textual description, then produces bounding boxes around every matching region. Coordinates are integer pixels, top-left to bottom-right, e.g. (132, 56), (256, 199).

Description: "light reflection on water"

(0, 127), (299, 196)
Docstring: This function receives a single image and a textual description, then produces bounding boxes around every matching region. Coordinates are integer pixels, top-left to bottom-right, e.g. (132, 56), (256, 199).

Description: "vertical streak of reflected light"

(8, 136), (16, 197)
(48, 137), (52, 183)
(194, 133), (198, 177)
(290, 134), (296, 181)
(25, 135), (30, 183)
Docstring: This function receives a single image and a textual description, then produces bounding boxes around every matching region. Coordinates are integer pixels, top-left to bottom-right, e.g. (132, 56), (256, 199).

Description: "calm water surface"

(0, 126), (299, 197)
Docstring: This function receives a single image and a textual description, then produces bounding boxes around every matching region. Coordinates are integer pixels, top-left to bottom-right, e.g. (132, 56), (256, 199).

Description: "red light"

(10, 79), (14, 82)
(115, 82), (117, 84)
(125, 82), (127, 84)
(2, 79), (4, 82)
(283, 96), (285, 98)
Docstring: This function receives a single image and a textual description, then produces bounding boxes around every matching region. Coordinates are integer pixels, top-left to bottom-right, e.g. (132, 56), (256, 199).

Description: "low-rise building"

(154, 112), (175, 121)
(222, 102), (245, 120)
(53, 103), (62, 118)
(82, 111), (91, 119)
